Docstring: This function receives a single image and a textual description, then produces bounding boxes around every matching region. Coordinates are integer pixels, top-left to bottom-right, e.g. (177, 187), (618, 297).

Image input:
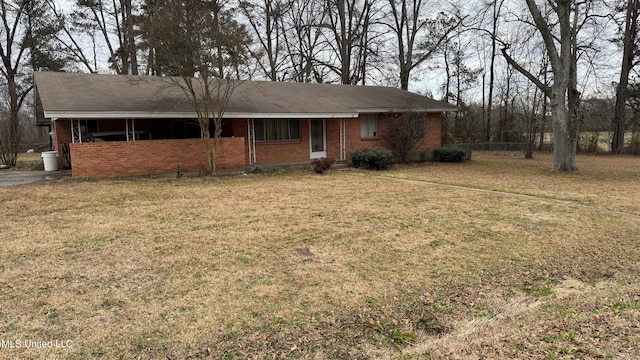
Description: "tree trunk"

(613, 88), (628, 153)
(124, 0), (138, 75)
(466, 135), (473, 160)
(538, 68), (548, 151)
(612, 0), (638, 153)
(1, 69), (21, 166)
(203, 132), (214, 176)
(400, 68), (409, 90)
(338, 0), (351, 84)
(550, 89), (576, 171)
(486, 0), (502, 141)
(538, 120), (546, 151)
(524, 142), (533, 158)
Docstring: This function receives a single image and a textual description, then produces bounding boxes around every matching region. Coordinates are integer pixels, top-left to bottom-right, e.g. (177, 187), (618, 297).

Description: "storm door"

(309, 119), (327, 158)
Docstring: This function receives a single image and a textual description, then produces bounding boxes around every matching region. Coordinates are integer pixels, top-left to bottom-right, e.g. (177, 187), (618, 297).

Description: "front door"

(310, 119), (326, 158)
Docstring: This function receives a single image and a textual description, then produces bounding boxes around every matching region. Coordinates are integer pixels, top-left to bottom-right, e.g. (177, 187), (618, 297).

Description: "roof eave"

(355, 107), (458, 113)
(42, 111), (360, 119)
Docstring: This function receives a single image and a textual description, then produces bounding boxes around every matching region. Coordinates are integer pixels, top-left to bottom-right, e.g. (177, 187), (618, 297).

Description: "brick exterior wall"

(415, 112), (442, 153)
(53, 112), (442, 177)
(231, 120), (252, 165)
(326, 120), (342, 159)
(227, 114), (442, 165)
(343, 113), (442, 158)
(52, 119), (73, 169)
(69, 138), (246, 178)
(52, 119), (72, 151)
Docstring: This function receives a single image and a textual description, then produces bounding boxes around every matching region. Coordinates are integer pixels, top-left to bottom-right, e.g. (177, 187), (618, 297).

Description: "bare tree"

(383, 0), (459, 90)
(521, 77), (545, 158)
(59, 0), (138, 74)
(459, 103), (484, 160)
(239, 0), (290, 81)
(281, 0), (327, 82)
(497, 64), (516, 143)
(46, 0), (97, 72)
(483, 0), (505, 141)
(1, 0), (63, 166)
(321, 0), (379, 84)
(440, 26), (482, 139)
(501, 0), (584, 171)
(167, 73), (237, 175)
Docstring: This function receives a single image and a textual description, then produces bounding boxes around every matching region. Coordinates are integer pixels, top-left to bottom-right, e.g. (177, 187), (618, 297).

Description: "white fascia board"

(238, 113), (358, 119)
(355, 108), (458, 113)
(43, 111), (359, 119)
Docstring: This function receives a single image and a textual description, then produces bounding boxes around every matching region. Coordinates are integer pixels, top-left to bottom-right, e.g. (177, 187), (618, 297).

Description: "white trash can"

(41, 151), (59, 171)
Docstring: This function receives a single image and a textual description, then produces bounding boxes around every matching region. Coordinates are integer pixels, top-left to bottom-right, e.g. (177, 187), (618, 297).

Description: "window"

(254, 119), (301, 141)
(409, 113), (425, 138)
(360, 114), (378, 137)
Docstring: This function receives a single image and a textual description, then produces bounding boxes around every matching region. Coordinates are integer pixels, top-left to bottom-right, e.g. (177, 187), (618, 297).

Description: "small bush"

(350, 147), (394, 170)
(432, 148), (466, 162)
(311, 157), (335, 174)
(419, 151), (432, 162)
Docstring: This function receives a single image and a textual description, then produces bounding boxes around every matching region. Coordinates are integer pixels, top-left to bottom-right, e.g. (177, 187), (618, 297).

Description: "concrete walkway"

(0, 170), (72, 187)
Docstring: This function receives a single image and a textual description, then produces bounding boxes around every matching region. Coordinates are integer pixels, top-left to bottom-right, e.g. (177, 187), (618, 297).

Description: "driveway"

(0, 170), (72, 187)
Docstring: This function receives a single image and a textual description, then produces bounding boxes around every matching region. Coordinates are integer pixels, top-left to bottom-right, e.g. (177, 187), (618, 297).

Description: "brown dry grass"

(0, 152), (639, 359)
(386, 151), (640, 215)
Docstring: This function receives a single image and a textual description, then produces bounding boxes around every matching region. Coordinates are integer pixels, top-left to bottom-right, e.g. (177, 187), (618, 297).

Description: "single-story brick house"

(34, 71), (456, 178)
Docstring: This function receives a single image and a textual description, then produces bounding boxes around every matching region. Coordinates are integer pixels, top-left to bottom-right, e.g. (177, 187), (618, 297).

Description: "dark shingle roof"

(34, 71), (457, 120)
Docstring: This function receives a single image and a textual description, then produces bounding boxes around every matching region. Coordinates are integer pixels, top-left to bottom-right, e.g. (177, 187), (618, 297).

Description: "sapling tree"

(170, 72), (237, 175)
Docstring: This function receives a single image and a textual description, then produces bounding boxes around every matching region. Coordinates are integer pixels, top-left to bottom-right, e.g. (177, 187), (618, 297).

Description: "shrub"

(311, 157), (335, 174)
(350, 147), (394, 170)
(419, 150), (432, 162)
(432, 147), (466, 162)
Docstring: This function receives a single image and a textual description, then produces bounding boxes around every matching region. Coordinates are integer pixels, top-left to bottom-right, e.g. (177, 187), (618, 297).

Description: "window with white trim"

(254, 119), (301, 141)
(360, 114), (378, 137)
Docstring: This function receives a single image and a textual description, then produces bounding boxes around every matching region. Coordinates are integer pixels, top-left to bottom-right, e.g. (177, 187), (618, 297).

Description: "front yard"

(0, 152), (639, 359)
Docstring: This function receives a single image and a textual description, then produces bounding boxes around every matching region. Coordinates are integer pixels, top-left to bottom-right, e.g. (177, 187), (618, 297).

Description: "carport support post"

(71, 119), (82, 143)
(126, 119), (136, 141)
